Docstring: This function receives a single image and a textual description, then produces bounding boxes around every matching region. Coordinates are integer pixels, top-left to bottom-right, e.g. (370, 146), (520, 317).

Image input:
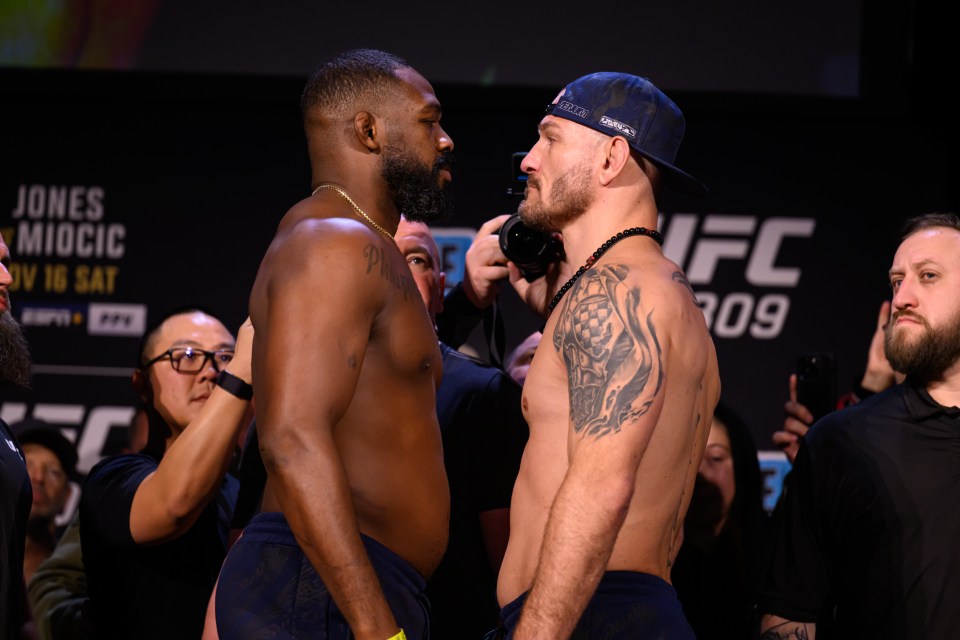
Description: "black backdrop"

(1, 67), (957, 510)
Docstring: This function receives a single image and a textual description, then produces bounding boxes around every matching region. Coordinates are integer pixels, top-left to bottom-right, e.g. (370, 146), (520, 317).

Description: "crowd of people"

(2, 47), (959, 640)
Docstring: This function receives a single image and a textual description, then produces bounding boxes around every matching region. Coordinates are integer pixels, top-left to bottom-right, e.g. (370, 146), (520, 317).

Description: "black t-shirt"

(427, 344), (528, 639)
(1, 418), (31, 639)
(758, 380), (960, 638)
(80, 452), (238, 639)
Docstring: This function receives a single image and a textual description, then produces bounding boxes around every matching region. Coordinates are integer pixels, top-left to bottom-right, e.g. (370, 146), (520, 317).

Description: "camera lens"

(498, 213), (563, 282)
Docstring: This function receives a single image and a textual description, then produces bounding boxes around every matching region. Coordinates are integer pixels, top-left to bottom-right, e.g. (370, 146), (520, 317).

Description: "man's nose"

(0, 263), (13, 289)
(893, 278), (917, 310)
(437, 126), (454, 152)
(520, 147), (539, 174)
(198, 357), (220, 381)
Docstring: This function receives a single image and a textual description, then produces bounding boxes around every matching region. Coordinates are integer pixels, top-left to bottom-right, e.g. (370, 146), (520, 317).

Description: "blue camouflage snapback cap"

(545, 72), (708, 198)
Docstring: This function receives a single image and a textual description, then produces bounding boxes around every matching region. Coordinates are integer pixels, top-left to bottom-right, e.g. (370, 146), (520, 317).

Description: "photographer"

(437, 212), (561, 359)
(436, 214), (513, 349)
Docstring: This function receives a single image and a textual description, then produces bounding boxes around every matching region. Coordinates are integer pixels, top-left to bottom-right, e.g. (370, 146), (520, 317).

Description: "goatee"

(0, 311), (32, 388)
(518, 158), (594, 233)
(884, 309), (960, 381)
(382, 146), (454, 224)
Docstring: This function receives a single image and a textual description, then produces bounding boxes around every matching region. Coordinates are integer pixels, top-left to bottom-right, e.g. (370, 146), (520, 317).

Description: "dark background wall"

(0, 1), (956, 489)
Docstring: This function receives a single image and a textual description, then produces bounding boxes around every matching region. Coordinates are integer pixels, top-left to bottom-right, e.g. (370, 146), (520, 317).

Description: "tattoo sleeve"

(759, 621), (814, 639)
(553, 264), (663, 438)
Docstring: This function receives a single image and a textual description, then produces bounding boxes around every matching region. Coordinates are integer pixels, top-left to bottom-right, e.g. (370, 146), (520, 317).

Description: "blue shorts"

(499, 572), (694, 640)
(215, 512), (431, 639)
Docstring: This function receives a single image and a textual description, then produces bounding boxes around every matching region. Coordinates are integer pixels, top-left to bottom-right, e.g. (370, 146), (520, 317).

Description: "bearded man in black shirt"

(759, 212), (960, 640)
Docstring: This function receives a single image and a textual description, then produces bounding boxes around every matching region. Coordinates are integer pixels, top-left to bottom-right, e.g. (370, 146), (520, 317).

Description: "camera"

(499, 150), (564, 281)
(498, 213), (564, 282)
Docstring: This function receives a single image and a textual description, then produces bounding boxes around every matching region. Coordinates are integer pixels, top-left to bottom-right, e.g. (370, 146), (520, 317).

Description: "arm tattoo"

(672, 270), (698, 304)
(760, 622), (812, 640)
(553, 264), (663, 438)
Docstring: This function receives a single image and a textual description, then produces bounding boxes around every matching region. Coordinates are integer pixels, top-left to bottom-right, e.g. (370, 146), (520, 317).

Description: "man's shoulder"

(806, 385), (906, 447)
(272, 201), (391, 254)
(84, 452), (158, 489)
(257, 212), (400, 300)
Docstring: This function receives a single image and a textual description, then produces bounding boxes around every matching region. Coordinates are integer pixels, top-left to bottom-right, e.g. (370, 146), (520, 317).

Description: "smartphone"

(796, 352), (837, 422)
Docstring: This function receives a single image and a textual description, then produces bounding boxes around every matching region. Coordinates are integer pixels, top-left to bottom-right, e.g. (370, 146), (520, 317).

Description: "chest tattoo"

(363, 244), (417, 300)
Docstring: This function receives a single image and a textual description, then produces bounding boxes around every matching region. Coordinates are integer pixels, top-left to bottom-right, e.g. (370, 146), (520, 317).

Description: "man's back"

(500, 242), (719, 605)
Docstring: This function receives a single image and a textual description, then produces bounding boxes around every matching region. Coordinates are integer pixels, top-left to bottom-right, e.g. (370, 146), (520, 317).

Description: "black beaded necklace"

(548, 227), (663, 312)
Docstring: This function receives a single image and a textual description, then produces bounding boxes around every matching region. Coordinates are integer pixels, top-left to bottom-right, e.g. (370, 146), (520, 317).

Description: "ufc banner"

(1, 70), (952, 510)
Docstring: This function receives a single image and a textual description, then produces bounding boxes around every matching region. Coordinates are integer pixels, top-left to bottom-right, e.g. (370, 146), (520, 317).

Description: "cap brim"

(635, 150), (709, 198)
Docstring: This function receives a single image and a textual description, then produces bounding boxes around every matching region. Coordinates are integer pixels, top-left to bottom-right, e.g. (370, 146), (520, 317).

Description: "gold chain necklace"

(310, 183), (394, 240)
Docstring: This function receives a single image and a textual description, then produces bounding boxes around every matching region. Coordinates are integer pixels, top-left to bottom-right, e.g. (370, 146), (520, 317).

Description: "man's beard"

(381, 145), (454, 224)
(884, 308), (960, 381)
(518, 159), (594, 232)
(0, 310), (32, 388)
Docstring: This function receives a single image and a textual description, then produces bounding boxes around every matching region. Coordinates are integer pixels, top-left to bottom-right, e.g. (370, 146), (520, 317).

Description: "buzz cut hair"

(301, 49), (411, 125)
(136, 304), (226, 367)
(900, 212), (960, 240)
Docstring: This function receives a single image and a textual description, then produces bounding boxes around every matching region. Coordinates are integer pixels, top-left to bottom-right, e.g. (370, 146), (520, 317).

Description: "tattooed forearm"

(553, 264), (663, 438)
(672, 270), (698, 304)
(363, 244), (417, 299)
(759, 621), (813, 640)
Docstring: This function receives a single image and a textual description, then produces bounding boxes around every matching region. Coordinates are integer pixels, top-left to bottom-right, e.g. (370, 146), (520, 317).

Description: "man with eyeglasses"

(78, 307), (253, 639)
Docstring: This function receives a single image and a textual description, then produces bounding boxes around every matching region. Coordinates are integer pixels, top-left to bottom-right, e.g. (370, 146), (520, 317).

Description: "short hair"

(136, 304), (226, 367)
(301, 49), (410, 125)
(900, 212), (960, 240)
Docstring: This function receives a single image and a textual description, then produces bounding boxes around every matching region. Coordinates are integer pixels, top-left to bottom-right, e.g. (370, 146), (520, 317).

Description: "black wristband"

(216, 370), (253, 401)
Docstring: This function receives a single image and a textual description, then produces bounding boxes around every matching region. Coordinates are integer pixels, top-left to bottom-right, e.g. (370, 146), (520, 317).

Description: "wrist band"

(386, 630), (406, 640)
(216, 370), (253, 401)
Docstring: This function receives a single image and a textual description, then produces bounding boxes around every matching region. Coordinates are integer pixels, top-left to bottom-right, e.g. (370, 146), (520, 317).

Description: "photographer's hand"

(508, 250), (572, 320)
(463, 214), (512, 309)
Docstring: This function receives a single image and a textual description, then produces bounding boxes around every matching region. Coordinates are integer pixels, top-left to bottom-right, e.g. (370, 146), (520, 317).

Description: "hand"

(860, 300), (896, 393)
(507, 236), (572, 320)
(462, 214), (512, 309)
(772, 374), (814, 465)
(225, 317), (254, 384)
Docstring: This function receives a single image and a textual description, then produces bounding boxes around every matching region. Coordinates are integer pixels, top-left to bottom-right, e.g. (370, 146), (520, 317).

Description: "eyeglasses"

(141, 347), (235, 374)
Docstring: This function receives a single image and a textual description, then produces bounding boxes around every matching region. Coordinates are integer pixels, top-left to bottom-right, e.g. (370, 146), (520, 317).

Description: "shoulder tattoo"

(672, 270), (699, 304)
(759, 622), (813, 639)
(552, 264), (663, 439)
(363, 243), (417, 300)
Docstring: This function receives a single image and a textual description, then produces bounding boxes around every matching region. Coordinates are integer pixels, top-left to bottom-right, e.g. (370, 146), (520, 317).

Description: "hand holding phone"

(796, 352), (837, 422)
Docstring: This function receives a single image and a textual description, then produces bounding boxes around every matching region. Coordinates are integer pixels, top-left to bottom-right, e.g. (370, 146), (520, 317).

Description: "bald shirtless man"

(212, 49), (454, 640)
(497, 73), (720, 639)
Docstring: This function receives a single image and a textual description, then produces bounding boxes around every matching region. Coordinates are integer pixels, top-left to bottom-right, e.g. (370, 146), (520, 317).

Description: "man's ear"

(598, 136), (632, 186)
(131, 369), (151, 403)
(354, 111), (380, 152)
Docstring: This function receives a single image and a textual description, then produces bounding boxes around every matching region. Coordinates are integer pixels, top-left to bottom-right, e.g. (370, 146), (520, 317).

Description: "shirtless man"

(212, 49), (454, 640)
(497, 72), (720, 639)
